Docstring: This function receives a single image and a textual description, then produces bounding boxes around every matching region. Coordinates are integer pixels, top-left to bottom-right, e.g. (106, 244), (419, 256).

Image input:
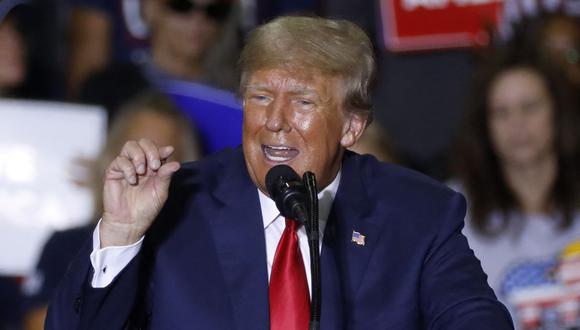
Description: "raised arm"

(45, 138), (180, 330)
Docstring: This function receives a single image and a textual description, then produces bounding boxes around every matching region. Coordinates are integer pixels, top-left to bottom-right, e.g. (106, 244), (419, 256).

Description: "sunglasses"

(166, 0), (232, 22)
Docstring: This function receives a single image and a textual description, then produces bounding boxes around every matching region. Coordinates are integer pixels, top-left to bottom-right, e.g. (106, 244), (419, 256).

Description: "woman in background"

(454, 49), (580, 329)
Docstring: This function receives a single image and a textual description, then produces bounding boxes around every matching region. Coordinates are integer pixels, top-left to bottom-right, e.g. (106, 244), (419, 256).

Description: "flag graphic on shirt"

(501, 240), (580, 330)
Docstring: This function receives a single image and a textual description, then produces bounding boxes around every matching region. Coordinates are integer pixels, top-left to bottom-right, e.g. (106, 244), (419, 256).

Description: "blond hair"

(104, 91), (200, 163)
(239, 16), (375, 118)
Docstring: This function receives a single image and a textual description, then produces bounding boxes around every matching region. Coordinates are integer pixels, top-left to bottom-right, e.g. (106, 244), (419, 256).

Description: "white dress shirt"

(90, 171), (341, 289)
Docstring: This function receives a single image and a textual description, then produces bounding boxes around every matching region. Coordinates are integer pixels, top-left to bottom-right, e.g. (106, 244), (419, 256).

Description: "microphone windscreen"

(265, 164), (300, 199)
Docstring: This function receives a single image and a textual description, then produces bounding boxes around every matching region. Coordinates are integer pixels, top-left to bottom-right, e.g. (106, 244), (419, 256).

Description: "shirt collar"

(259, 170), (342, 229)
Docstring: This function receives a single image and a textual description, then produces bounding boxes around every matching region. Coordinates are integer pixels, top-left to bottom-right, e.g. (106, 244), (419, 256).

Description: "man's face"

(242, 67), (367, 195)
(147, 0), (223, 63)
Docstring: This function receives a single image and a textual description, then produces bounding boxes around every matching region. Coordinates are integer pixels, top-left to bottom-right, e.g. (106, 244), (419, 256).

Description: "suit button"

(73, 297), (82, 314)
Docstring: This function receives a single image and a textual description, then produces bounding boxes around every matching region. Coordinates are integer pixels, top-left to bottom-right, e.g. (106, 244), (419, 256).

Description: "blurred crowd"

(0, 0), (579, 329)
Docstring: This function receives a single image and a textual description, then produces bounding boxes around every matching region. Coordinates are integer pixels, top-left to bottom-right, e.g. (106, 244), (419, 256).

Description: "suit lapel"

(209, 150), (270, 330)
(205, 150), (383, 329)
(321, 153), (384, 327)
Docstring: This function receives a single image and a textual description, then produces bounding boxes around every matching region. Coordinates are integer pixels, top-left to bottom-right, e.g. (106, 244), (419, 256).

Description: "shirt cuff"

(89, 219), (144, 288)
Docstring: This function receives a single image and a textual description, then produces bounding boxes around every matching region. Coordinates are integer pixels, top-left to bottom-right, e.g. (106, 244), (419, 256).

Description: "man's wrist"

(98, 220), (144, 247)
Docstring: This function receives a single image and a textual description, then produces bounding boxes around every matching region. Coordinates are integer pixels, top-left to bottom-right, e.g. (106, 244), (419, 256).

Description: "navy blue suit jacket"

(46, 148), (513, 329)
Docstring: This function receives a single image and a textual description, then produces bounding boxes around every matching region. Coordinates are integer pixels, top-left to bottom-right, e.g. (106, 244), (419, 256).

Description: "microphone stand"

(303, 172), (320, 330)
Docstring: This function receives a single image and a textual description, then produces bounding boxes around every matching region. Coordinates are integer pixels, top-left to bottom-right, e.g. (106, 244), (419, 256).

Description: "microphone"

(265, 165), (309, 224)
(266, 165), (322, 330)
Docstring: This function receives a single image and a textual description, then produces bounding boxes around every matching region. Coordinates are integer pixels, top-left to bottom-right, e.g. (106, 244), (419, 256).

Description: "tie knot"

(285, 218), (300, 232)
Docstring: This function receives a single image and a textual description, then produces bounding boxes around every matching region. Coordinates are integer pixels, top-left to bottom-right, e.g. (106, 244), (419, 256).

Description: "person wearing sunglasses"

(68, 0), (235, 99)
(165, 0), (232, 21)
(141, 0), (235, 89)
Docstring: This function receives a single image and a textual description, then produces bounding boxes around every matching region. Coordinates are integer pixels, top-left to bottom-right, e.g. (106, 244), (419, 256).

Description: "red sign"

(380, 0), (503, 52)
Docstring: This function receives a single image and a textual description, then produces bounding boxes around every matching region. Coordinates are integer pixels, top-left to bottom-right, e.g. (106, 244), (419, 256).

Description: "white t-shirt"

(449, 181), (580, 329)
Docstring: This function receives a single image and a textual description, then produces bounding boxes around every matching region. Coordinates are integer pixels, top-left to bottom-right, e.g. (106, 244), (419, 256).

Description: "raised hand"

(99, 138), (181, 247)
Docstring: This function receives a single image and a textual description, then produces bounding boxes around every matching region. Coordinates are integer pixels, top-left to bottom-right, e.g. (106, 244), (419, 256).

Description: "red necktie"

(269, 218), (310, 330)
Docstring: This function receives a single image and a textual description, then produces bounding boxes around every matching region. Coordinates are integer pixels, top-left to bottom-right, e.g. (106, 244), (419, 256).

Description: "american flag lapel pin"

(351, 230), (366, 246)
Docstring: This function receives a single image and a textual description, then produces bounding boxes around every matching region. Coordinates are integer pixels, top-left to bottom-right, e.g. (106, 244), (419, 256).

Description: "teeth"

(266, 154), (292, 161)
(263, 145), (298, 162)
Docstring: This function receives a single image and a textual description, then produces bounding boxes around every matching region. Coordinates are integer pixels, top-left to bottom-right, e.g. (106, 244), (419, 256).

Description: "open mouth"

(262, 145), (299, 162)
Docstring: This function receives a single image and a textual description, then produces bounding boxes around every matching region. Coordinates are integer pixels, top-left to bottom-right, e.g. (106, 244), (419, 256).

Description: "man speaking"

(46, 16), (513, 329)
